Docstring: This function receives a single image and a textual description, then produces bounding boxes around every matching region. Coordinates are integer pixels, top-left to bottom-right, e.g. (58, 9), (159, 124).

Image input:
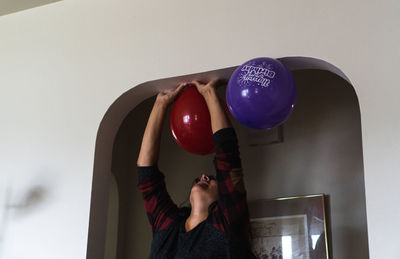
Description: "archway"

(87, 57), (369, 259)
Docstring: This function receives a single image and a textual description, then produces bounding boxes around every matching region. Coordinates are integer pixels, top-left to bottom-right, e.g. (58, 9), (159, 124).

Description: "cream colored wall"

(0, 0), (399, 258)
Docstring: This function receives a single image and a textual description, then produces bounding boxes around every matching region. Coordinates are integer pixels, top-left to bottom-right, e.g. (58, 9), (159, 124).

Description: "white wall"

(0, 0), (399, 258)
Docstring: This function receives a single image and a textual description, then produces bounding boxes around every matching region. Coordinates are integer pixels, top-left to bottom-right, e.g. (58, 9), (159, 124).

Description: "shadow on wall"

(0, 0), (62, 17)
(87, 57), (369, 259)
(1, 179), (52, 258)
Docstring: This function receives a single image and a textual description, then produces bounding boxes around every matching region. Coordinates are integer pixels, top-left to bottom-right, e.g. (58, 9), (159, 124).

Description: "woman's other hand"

(191, 79), (217, 98)
(191, 79), (226, 98)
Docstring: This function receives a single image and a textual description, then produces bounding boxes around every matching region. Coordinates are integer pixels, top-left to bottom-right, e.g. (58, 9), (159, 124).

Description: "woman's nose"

(201, 174), (209, 182)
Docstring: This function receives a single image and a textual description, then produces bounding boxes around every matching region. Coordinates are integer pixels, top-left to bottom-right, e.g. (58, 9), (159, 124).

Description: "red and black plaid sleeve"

(137, 165), (179, 233)
(210, 127), (250, 245)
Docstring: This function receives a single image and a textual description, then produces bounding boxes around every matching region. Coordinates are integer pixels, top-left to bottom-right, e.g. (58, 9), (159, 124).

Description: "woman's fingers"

(171, 82), (188, 100)
(160, 83), (186, 96)
(191, 81), (203, 88)
(175, 82), (188, 93)
(208, 78), (227, 88)
(207, 79), (219, 87)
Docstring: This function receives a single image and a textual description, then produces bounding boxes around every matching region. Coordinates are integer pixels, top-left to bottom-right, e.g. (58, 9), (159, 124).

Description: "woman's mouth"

(197, 180), (209, 188)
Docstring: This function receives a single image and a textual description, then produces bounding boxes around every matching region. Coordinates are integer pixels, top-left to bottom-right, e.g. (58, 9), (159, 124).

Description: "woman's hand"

(192, 79), (231, 133)
(156, 82), (188, 108)
(191, 79), (217, 97)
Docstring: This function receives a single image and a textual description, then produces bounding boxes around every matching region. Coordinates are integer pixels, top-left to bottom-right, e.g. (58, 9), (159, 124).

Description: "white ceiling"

(0, 0), (60, 16)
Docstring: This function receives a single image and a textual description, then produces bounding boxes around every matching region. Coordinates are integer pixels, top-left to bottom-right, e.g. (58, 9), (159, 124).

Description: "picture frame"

(248, 194), (329, 259)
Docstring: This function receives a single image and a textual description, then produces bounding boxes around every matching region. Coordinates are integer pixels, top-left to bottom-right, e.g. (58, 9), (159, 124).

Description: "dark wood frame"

(248, 194), (330, 259)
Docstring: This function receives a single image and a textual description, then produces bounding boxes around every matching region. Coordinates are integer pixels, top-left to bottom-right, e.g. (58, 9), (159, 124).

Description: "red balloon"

(170, 85), (214, 155)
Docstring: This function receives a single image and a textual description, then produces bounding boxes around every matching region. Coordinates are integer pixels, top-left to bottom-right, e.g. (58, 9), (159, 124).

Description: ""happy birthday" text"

(240, 65), (276, 87)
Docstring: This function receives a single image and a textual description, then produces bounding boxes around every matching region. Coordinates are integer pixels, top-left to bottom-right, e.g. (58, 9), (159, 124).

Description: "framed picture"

(248, 194), (329, 259)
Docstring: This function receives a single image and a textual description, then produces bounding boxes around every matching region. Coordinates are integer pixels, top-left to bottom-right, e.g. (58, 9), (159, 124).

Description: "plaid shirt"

(137, 127), (250, 245)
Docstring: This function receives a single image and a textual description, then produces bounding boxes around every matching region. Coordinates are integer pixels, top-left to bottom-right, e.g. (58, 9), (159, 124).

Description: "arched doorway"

(87, 57), (369, 259)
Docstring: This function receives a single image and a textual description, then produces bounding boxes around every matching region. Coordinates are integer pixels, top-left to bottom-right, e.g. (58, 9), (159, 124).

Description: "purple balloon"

(226, 57), (297, 129)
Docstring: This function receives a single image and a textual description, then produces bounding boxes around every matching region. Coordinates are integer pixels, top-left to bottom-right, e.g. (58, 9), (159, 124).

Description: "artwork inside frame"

(248, 194), (329, 259)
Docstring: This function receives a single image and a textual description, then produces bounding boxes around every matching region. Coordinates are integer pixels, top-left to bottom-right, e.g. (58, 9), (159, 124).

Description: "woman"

(137, 79), (254, 258)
